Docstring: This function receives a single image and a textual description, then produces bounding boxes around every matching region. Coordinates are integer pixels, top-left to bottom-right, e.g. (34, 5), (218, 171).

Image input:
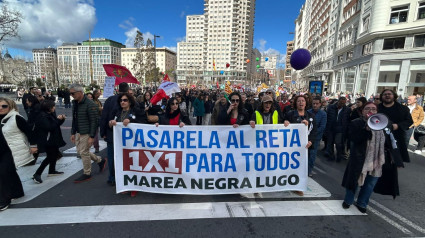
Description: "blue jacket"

(308, 108), (327, 141)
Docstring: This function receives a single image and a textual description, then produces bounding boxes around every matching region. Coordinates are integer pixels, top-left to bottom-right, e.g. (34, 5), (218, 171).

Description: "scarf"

(358, 130), (386, 186)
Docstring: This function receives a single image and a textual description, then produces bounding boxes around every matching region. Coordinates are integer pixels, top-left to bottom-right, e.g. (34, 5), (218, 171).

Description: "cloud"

(180, 11), (185, 18)
(3, 0), (97, 51)
(123, 27), (155, 48)
(175, 36), (186, 42)
(258, 39), (267, 52)
(163, 46), (177, 52)
(119, 17), (135, 29)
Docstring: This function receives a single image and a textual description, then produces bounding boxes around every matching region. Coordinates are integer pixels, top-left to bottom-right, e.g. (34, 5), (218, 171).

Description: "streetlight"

(154, 35), (160, 85)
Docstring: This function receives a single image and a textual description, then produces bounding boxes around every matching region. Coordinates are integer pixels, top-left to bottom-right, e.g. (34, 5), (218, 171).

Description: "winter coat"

(100, 94), (120, 143)
(216, 105), (250, 126)
(326, 104), (351, 138)
(114, 106), (147, 124)
(284, 110), (317, 149)
(34, 111), (66, 153)
(307, 108), (327, 141)
(193, 98), (205, 117)
(158, 111), (192, 126)
(71, 95), (99, 137)
(342, 118), (404, 196)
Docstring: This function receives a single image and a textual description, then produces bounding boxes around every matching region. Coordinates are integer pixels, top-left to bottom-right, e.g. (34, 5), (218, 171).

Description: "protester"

(0, 97), (37, 211)
(211, 92), (228, 125)
(217, 92), (249, 127)
(32, 100), (66, 184)
(176, 93), (187, 116)
(193, 93), (205, 125)
(100, 82), (129, 186)
(307, 96), (327, 177)
(350, 97), (367, 121)
(342, 102), (404, 213)
(92, 89), (103, 153)
(325, 97), (351, 162)
(109, 93), (147, 196)
(406, 95), (424, 152)
(283, 95), (315, 196)
(69, 84), (106, 183)
(22, 87), (37, 116)
(241, 92), (254, 118)
(26, 95), (42, 165)
(63, 88), (71, 108)
(156, 97), (192, 126)
(250, 95), (282, 127)
(378, 89), (413, 162)
(203, 94), (213, 125)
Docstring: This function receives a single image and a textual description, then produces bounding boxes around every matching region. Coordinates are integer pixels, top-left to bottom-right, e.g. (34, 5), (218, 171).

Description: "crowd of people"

(1, 82), (422, 214)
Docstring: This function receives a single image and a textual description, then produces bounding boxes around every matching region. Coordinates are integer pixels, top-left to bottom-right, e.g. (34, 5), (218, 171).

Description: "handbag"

(414, 125), (425, 134)
(146, 111), (158, 123)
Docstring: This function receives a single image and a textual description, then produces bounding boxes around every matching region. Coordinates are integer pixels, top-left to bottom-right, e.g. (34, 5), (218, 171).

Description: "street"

(0, 99), (424, 238)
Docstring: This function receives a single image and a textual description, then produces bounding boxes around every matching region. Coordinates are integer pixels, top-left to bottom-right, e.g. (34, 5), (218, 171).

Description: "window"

(419, 2), (425, 19)
(362, 42), (372, 55)
(347, 51), (354, 60)
(383, 37), (406, 50)
(414, 34), (425, 47)
(362, 16), (370, 32)
(338, 54), (344, 63)
(390, 5), (409, 24)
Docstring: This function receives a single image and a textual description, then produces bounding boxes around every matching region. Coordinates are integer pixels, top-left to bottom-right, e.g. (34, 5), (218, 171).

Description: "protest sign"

(114, 124), (308, 194)
(103, 76), (116, 98)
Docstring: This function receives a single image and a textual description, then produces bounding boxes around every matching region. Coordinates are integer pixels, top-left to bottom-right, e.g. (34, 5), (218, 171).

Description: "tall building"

(57, 43), (80, 85)
(294, 0), (425, 97)
(285, 41), (294, 83)
(32, 48), (58, 85)
(177, 0), (257, 85)
(78, 38), (125, 85)
(121, 47), (177, 81)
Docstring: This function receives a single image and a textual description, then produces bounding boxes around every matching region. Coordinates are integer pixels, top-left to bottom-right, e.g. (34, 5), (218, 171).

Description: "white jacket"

(1, 110), (34, 167)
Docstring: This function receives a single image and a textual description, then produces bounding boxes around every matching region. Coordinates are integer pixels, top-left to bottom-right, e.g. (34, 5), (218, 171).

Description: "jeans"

(405, 127), (414, 148)
(344, 174), (379, 208)
(107, 141), (115, 183)
(327, 132), (347, 161)
(203, 113), (212, 125)
(58, 97), (63, 107)
(308, 139), (321, 175)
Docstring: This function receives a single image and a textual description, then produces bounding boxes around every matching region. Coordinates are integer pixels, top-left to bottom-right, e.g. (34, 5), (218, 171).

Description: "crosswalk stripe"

(0, 200), (364, 226)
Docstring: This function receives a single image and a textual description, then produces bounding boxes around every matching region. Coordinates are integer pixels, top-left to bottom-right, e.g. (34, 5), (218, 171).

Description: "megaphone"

(367, 113), (389, 131)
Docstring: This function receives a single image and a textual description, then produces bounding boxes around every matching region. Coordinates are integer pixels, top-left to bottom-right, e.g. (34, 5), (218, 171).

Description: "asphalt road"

(0, 95), (424, 238)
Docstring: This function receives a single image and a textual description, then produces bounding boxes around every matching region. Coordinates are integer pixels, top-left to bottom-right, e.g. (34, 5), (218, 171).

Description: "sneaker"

(342, 201), (351, 209)
(0, 203), (10, 211)
(33, 174), (43, 184)
(74, 174), (92, 183)
(414, 150), (422, 155)
(48, 171), (64, 177)
(293, 191), (304, 196)
(355, 204), (367, 213)
(98, 158), (107, 173)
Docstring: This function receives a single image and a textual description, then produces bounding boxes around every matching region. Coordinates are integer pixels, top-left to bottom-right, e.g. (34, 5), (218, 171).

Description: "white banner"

(103, 76), (116, 98)
(114, 124), (308, 194)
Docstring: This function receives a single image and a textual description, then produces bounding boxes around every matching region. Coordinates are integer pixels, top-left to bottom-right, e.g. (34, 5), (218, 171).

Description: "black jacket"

(326, 103), (351, 137)
(114, 106), (147, 124)
(100, 94), (120, 143)
(158, 111), (192, 125)
(71, 95), (99, 137)
(216, 106), (250, 126)
(35, 111), (66, 153)
(342, 118), (404, 195)
(284, 110), (317, 148)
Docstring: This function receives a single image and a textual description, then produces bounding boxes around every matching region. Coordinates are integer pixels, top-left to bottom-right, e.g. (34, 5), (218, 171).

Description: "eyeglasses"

(1, 105), (8, 109)
(374, 98), (380, 100)
(231, 99), (239, 103)
(364, 107), (377, 112)
(120, 99), (129, 102)
(70, 91), (78, 95)
(266, 92), (273, 94)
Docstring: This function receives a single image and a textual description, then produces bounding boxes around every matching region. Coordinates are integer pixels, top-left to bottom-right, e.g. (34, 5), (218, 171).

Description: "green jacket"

(71, 95), (99, 137)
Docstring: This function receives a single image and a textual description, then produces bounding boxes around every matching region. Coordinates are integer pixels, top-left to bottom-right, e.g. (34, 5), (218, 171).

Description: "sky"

(2, 0), (303, 66)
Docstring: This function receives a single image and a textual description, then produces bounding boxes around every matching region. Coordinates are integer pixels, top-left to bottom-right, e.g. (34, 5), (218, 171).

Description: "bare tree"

(132, 31), (145, 84)
(0, 1), (22, 43)
(144, 38), (158, 85)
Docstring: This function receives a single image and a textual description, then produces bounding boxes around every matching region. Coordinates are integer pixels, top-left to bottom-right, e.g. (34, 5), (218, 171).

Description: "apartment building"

(32, 48), (58, 84)
(57, 43), (80, 85)
(177, 0), (257, 85)
(294, 0), (425, 97)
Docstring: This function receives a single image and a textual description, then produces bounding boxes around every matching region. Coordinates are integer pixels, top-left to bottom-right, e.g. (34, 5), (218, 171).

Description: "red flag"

(102, 64), (140, 86)
(163, 74), (170, 82)
(216, 81), (219, 89)
(150, 89), (168, 105)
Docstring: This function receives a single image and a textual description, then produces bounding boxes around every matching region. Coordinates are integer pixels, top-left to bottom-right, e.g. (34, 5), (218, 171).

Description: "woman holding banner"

(283, 95), (316, 196)
(109, 92), (147, 197)
(216, 92), (249, 127)
(156, 97), (192, 127)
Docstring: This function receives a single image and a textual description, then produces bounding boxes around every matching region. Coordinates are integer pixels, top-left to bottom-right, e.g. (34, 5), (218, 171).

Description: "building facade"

(32, 48), (58, 85)
(294, 0), (425, 97)
(177, 0), (257, 86)
(57, 43), (80, 85)
(121, 47), (177, 81)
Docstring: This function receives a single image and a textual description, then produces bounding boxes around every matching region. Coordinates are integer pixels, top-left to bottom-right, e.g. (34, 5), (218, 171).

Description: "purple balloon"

(290, 48), (311, 70)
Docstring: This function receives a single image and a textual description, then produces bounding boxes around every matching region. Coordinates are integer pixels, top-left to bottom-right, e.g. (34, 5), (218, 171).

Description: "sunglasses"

(171, 102), (179, 105)
(374, 98), (380, 100)
(70, 92), (78, 95)
(231, 99), (239, 103)
(120, 99), (129, 102)
(1, 104), (8, 109)
(266, 92), (273, 94)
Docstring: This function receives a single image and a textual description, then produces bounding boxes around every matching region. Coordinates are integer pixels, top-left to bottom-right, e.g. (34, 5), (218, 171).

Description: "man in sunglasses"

(69, 84), (105, 183)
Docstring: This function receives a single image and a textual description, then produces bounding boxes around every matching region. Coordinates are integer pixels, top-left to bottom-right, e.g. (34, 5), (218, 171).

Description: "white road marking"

(13, 142), (107, 205)
(0, 200), (364, 226)
(314, 166), (326, 175)
(370, 199), (425, 234)
(367, 206), (413, 235)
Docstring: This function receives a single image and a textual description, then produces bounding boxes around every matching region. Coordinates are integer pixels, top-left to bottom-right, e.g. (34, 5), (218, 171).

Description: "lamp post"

(154, 35), (160, 85)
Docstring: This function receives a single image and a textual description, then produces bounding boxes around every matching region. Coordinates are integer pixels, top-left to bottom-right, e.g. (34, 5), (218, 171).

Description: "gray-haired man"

(69, 84), (106, 183)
